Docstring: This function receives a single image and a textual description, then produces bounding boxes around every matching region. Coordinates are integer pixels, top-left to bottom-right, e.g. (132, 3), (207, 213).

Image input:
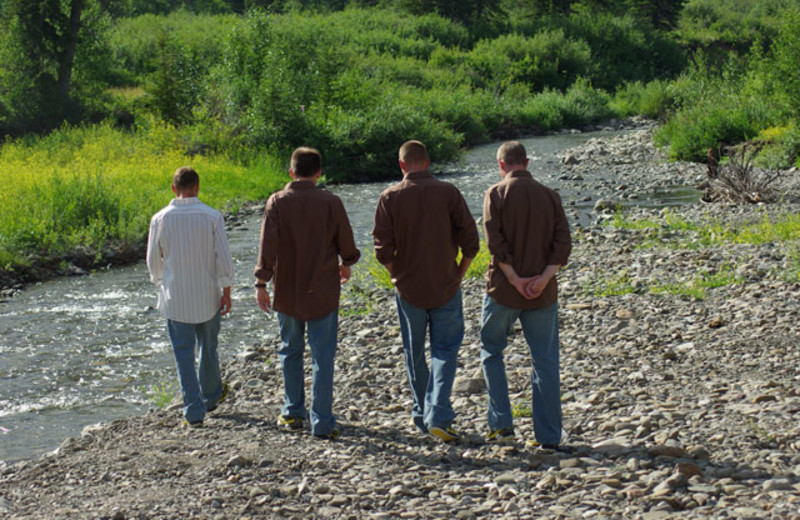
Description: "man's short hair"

(291, 147), (322, 178)
(399, 140), (428, 167)
(173, 166), (199, 191)
(497, 141), (528, 166)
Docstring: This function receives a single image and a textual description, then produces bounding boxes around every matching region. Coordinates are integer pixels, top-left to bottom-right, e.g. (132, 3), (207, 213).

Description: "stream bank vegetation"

(1, 0), (800, 286)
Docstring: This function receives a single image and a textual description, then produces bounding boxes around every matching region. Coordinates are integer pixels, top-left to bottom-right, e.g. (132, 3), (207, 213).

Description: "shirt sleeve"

(453, 190), (480, 259)
(547, 191), (572, 266)
(372, 194), (395, 266)
(145, 216), (163, 285)
(214, 213), (235, 288)
(483, 187), (513, 264)
(254, 197), (279, 282)
(335, 198), (361, 266)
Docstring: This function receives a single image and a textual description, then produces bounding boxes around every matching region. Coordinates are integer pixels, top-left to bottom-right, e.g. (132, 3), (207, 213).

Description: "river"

(0, 131), (698, 462)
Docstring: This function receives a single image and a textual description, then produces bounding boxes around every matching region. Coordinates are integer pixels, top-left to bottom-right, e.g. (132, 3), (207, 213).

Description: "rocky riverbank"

(2, 127), (799, 519)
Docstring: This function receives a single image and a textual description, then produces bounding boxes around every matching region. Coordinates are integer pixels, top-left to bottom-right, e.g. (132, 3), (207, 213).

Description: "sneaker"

(207, 381), (230, 413)
(429, 425), (460, 442)
(314, 429), (340, 441)
(411, 416), (428, 434)
(526, 439), (574, 453)
(183, 419), (203, 428)
(486, 427), (515, 443)
(278, 415), (304, 430)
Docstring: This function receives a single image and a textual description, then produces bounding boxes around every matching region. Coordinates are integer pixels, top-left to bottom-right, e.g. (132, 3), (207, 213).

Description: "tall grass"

(0, 121), (286, 273)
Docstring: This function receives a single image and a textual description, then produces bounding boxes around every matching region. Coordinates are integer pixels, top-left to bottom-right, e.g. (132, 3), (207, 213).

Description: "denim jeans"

(396, 289), (463, 431)
(480, 296), (562, 445)
(277, 309), (338, 436)
(167, 312), (223, 423)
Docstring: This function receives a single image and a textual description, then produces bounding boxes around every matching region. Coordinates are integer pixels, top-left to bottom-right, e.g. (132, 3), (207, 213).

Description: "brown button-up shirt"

(373, 170), (480, 309)
(255, 180), (360, 321)
(483, 170), (571, 310)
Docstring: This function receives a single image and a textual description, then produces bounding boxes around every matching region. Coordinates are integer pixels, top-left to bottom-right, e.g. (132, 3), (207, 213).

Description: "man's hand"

(220, 287), (232, 316)
(256, 286), (272, 313)
(339, 264), (351, 285)
(525, 264), (561, 300)
(524, 275), (547, 299)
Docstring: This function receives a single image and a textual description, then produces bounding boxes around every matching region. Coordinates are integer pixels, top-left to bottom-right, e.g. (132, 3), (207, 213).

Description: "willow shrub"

(0, 122), (285, 270)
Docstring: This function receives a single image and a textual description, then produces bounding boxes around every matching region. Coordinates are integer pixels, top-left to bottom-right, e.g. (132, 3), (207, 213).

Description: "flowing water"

(0, 131), (699, 462)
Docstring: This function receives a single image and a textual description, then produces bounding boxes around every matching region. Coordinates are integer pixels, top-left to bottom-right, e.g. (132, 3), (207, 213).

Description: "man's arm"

(458, 255), (473, 280)
(145, 218), (163, 284)
(214, 214), (235, 313)
(220, 286), (232, 315)
(372, 194), (396, 274)
(254, 199), (278, 313)
(334, 198), (360, 284)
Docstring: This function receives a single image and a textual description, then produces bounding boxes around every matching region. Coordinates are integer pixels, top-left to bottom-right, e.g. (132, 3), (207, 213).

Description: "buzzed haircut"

(173, 166), (199, 191)
(291, 147), (322, 178)
(399, 140), (428, 168)
(497, 141), (528, 166)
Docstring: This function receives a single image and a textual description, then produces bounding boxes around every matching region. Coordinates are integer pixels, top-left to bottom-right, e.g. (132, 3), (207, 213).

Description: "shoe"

(486, 427), (515, 443)
(429, 425), (460, 442)
(314, 429), (340, 441)
(183, 419), (203, 428)
(526, 440), (574, 453)
(278, 415), (304, 430)
(411, 416), (428, 434)
(207, 381), (230, 413)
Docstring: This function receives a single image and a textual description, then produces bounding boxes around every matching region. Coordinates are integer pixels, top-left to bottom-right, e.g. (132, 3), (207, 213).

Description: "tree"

(0, 0), (87, 132)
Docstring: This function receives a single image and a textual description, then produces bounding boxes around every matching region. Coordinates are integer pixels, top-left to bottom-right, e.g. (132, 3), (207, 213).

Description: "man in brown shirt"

(480, 140), (572, 451)
(255, 147), (360, 439)
(373, 140), (480, 442)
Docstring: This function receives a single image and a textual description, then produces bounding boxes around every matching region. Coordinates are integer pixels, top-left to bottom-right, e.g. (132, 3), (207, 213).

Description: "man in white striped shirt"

(147, 166), (235, 427)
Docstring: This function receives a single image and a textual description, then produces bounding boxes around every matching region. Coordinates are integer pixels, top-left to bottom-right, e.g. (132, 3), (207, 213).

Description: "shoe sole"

(429, 426), (459, 442)
(278, 417), (304, 430)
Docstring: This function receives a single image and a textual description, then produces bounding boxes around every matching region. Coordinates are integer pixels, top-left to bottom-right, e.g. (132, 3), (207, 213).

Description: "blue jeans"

(480, 296), (562, 445)
(167, 312), (223, 423)
(396, 289), (463, 432)
(277, 309), (338, 436)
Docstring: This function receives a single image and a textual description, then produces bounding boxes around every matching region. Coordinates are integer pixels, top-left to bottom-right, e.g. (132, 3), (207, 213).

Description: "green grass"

(610, 209), (800, 249)
(143, 381), (176, 408)
(0, 122), (287, 273)
(585, 271), (637, 297)
(512, 402), (532, 418)
(649, 266), (742, 301)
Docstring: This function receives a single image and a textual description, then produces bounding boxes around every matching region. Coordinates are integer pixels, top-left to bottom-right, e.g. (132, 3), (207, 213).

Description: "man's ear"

(289, 169), (296, 180)
(171, 184), (178, 195)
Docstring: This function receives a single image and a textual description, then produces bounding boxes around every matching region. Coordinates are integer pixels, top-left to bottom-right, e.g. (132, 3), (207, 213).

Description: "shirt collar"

(402, 170), (433, 181)
(170, 197), (200, 206)
(286, 179), (318, 190)
(506, 170), (532, 180)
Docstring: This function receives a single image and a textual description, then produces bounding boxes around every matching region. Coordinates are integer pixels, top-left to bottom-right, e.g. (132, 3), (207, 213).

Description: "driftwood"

(703, 145), (783, 203)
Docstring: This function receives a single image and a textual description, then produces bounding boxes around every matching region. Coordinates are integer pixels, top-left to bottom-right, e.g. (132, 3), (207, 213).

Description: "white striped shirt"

(146, 197), (235, 324)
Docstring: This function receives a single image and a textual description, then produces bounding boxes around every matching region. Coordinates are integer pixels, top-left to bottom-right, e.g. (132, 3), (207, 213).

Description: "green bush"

(611, 79), (674, 119)
(466, 30), (593, 93)
(513, 11), (685, 91)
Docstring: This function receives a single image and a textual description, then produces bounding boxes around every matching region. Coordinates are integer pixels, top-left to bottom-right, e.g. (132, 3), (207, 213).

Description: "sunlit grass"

(610, 209), (800, 249)
(0, 122), (286, 271)
(649, 266), (743, 301)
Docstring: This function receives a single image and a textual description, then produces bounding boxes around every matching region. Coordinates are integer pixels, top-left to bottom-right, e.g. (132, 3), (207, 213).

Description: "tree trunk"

(57, 0), (84, 101)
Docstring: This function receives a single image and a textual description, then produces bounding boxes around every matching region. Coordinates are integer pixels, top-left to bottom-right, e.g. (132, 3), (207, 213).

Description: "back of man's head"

(497, 141), (527, 167)
(399, 140), (428, 170)
(291, 147), (322, 178)
(173, 166), (199, 193)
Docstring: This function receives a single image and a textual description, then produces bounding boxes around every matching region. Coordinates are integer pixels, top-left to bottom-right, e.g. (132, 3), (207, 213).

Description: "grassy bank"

(0, 122), (286, 283)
